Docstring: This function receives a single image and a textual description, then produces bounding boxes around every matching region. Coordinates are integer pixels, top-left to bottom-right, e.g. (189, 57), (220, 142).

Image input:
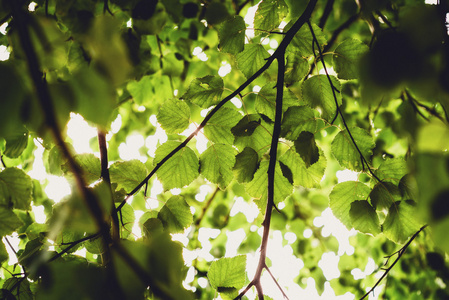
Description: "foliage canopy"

(0, 0), (448, 299)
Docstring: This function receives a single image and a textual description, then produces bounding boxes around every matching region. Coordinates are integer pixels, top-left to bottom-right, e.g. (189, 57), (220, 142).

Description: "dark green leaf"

(285, 51), (309, 85)
(254, 0), (288, 32)
(375, 158), (408, 183)
(331, 127), (375, 171)
(218, 16), (245, 54)
(294, 131), (319, 167)
(3, 277), (33, 300)
(281, 106), (317, 141)
(158, 196), (193, 233)
(200, 144), (236, 189)
(350, 200), (381, 235)
(370, 182), (401, 210)
(383, 201), (423, 243)
(154, 141), (199, 190)
(302, 75), (341, 121)
(255, 84), (299, 121)
(233, 147), (259, 183)
(0, 168), (33, 210)
(231, 115), (261, 137)
(289, 22), (326, 57)
(333, 39), (369, 80)
(3, 128), (29, 158)
(0, 208), (24, 236)
(0, 241), (8, 264)
(182, 75), (224, 108)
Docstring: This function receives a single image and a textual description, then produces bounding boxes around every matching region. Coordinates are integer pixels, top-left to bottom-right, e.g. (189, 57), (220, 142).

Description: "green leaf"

(281, 106), (317, 141)
(349, 200), (381, 235)
(110, 160), (148, 193)
(0, 241), (7, 264)
(3, 277), (33, 300)
(255, 84), (299, 121)
(383, 201), (423, 244)
(200, 144), (236, 189)
(375, 158), (408, 183)
(157, 99), (190, 134)
(233, 147), (259, 183)
(85, 235), (106, 254)
(370, 182), (401, 210)
(0, 168), (33, 210)
(118, 203), (135, 239)
(290, 22), (326, 57)
(329, 181), (371, 230)
(218, 16), (245, 54)
(279, 147), (326, 188)
(254, 0), (288, 32)
(333, 39), (369, 80)
(0, 208), (24, 236)
(294, 131), (319, 167)
(233, 115), (273, 157)
(236, 44), (270, 79)
(204, 107), (241, 144)
(158, 196), (193, 233)
(246, 161), (293, 211)
(3, 127), (29, 158)
(182, 75), (224, 108)
(331, 127), (375, 171)
(154, 141), (199, 190)
(64, 154), (101, 185)
(302, 75), (341, 121)
(285, 51), (309, 85)
(208, 255), (246, 289)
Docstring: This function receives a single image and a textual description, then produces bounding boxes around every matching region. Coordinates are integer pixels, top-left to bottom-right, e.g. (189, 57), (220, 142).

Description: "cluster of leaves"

(0, 0), (449, 299)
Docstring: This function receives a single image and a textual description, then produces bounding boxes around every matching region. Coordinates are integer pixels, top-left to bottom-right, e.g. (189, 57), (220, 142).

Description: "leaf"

(0, 208), (24, 236)
(329, 181), (371, 230)
(279, 147), (326, 188)
(208, 255), (246, 289)
(0, 168), (33, 210)
(375, 158), (408, 183)
(157, 99), (190, 134)
(233, 115), (273, 157)
(302, 75), (342, 121)
(3, 127), (29, 158)
(383, 201), (423, 244)
(236, 44), (270, 79)
(333, 39), (369, 80)
(349, 200), (381, 235)
(0, 241), (7, 264)
(110, 160), (148, 193)
(254, 0), (288, 32)
(158, 196), (193, 233)
(2, 277), (33, 300)
(370, 182), (401, 210)
(280, 106), (317, 141)
(255, 84), (299, 121)
(246, 161), (293, 211)
(233, 147), (259, 183)
(231, 114), (261, 137)
(200, 144), (236, 189)
(218, 16), (245, 54)
(294, 131), (319, 167)
(182, 75), (224, 108)
(118, 203), (135, 239)
(204, 107), (241, 144)
(154, 141), (199, 190)
(65, 154), (101, 185)
(331, 127), (375, 171)
(285, 51), (309, 85)
(289, 22), (326, 57)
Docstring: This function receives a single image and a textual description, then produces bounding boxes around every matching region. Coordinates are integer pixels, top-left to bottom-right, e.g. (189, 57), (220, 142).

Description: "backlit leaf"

(0, 208), (24, 236)
(64, 154), (101, 185)
(157, 99), (190, 134)
(110, 160), (148, 193)
(254, 0), (288, 32)
(233, 115), (273, 157)
(182, 75), (224, 108)
(236, 44), (270, 79)
(329, 181), (371, 230)
(370, 182), (401, 210)
(200, 144), (236, 189)
(154, 141), (199, 190)
(294, 131), (319, 167)
(0, 168), (33, 210)
(383, 200), (423, 244)
(331, 127), (375, 171)
(3, 128), (29, 158)
(375, 158), (408, 183)
(158, 196), (193, 233)
(208, 255), (246, 289)
(218, 16), (245, 54)
(281, 106), (317, 141)
(350, 200), (381, 235)
(289, 22), (326, 57)
(333, 39), (369, 80)
(302, 75), (341, 121)
(285, 51), (309, 85)
(204, 107), (241, 144)
(255, 84), (299, 121)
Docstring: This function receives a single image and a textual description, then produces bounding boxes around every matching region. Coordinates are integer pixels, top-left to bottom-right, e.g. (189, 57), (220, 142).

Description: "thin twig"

(319, 0), (335, 28)
(264, 266), (290, 299)
(360, 225), (427, 300)
(194, 187), (220, 227)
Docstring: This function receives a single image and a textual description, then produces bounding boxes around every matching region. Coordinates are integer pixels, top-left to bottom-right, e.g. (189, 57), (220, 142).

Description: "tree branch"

(360, 225), (427, 300)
